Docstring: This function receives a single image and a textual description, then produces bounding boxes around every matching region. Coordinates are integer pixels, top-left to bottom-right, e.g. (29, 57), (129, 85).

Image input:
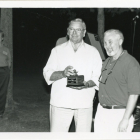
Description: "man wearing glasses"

(43, 18), (102, 132)
(94, 29), (140, 132)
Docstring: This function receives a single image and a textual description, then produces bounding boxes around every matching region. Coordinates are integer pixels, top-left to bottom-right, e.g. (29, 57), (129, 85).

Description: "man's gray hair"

(104, 29), (124, 42)
(68, 18), (86, 30)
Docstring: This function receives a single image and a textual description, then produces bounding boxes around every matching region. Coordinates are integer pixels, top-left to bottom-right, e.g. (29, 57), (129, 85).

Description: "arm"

(43, 48), (75, 84)
(118, 65), (140, 132)
(50, 66), (74, 81)
(118, 94), (139, 132)
(43, 48), (58, 85)
(50, 71), (65, 81)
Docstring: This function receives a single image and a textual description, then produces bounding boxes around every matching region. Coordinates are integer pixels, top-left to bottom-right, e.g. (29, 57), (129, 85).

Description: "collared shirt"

(99, 50), (140, 106)
(43, 40), (102, 109)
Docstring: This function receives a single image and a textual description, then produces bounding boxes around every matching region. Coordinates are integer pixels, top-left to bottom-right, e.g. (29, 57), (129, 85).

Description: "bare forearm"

(123, 95), (139, 120)
(50, 66), (75, 81)
(50, 71), (65, 81)
(118, 95), (139, 132)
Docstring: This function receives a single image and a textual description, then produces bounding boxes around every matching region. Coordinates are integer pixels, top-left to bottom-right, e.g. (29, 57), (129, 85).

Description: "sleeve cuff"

(43, 70), (54, 85)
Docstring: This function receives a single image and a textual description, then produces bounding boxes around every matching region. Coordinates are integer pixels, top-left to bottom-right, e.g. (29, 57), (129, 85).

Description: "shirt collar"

(109, 50), (128, 62)
(118, 50), (128, 61)
(104, 50), (128, 66)
(67, 39), (85, 49)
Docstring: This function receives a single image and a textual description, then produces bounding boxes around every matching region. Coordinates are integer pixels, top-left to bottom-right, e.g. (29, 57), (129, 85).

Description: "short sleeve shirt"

(99, 50), (140, 106)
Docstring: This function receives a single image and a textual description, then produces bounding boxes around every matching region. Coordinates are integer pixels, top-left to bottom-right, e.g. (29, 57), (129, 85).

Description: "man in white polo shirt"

(43, 18), (102, 132)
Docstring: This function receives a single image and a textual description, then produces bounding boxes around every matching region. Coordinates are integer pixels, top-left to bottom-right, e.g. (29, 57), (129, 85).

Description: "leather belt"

(102, 104), (126, 109)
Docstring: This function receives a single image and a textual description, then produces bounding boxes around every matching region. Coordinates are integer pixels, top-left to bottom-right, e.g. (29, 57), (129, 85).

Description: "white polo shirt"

(43, 40), (102, 109)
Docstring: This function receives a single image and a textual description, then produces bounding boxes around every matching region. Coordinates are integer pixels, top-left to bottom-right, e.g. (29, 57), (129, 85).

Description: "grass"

(0, 72), (97, 132)
(0, 73), (50, 132)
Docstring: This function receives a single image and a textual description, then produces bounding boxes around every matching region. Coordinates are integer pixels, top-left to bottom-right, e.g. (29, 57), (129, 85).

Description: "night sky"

(13, 8), (140, 75)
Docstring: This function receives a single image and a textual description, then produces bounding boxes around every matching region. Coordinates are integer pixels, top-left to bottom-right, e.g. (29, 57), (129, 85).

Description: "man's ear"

(83, 30), (86, 37)
(67, 28), (69, 36)
(119, 38), (123, 46)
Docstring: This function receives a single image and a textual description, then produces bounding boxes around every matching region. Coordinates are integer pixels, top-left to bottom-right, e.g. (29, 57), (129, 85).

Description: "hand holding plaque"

(66, 69), (85, 87)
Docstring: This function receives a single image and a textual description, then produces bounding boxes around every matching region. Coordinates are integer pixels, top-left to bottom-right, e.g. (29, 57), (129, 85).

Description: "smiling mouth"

(72, 36), (78, 39)
(107, 49), (113, 53)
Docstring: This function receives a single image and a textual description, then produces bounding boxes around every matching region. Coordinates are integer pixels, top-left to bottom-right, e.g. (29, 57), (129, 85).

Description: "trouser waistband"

(101, 104), (126, 109)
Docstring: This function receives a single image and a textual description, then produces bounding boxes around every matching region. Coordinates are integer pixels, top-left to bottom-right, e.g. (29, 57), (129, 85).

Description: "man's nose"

(72, 29), (77, 34)
(105, 44), (111, 48)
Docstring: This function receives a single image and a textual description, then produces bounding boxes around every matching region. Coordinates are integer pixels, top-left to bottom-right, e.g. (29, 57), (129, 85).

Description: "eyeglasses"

(98, 58), (118, 84)
(98, 67), (113, 84)
(68, 28), (84, 33)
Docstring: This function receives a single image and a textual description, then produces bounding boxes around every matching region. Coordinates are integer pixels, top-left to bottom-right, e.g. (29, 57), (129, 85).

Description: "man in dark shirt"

(94, 29), (140, 132)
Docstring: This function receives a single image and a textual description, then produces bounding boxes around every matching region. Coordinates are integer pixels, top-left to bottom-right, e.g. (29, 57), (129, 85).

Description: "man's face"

(67, 22), (86, 44)
(104, 33), (122, 57)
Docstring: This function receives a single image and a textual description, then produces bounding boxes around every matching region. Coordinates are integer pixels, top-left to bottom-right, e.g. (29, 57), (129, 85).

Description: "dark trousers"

(133, 107), (140, 132)
(0, 66), (10, 115)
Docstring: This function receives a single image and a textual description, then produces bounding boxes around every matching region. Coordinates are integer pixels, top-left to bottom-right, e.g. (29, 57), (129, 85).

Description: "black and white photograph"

(0, 0), (140, 139)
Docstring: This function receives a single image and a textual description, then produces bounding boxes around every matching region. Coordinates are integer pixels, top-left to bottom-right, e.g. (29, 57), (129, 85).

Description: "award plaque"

(66, 69), (84, 87)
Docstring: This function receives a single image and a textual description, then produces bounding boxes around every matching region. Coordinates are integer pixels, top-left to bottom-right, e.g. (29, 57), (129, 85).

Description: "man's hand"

(69, 81), (89, 90)
(63, 66), (74, 77)
(117, 119), (129, 132)
(117, 95), (139, 132)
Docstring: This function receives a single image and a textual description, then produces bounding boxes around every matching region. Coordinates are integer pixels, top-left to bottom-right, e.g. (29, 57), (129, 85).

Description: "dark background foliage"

(13, 8), (140, 75)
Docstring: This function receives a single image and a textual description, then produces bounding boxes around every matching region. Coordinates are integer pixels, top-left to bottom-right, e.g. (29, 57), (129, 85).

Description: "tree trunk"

(97, 8), (105, 47)
(0, 8), (13, 109)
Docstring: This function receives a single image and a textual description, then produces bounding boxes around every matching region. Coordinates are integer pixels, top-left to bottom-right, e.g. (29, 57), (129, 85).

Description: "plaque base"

(66, 75), (84, 87)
